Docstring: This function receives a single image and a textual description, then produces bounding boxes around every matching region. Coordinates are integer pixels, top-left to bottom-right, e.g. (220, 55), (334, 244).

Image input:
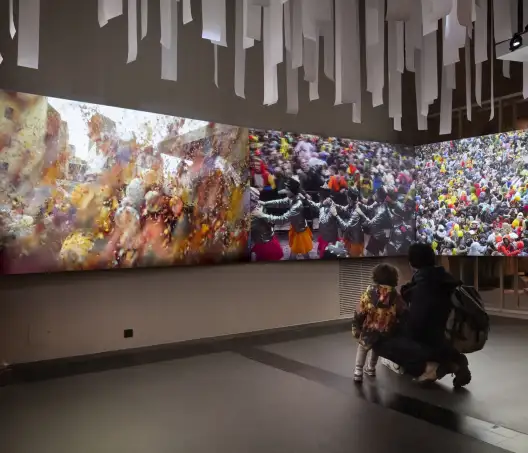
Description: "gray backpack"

(446, 285), (490, 354)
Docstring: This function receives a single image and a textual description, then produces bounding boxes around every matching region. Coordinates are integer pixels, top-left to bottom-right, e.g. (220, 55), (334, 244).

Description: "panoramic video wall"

(249, 130), (416, 261)
(0, 91), (419, 275)
(0, 91), (250, 274)
(415, 130), (528, 257)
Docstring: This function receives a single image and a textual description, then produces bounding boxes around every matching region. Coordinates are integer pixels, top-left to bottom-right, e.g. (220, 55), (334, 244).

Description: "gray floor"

(0, 345), (522, 453)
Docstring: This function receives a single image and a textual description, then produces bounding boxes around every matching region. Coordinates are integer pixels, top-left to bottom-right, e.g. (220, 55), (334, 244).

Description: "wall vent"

(339, 259), (382, 317)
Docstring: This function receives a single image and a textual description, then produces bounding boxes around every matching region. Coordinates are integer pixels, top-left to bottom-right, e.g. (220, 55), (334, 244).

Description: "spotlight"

(510, 33), (523, 51)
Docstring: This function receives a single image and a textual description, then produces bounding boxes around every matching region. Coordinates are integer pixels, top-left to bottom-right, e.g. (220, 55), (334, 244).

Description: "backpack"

(445, 285), (490, 354)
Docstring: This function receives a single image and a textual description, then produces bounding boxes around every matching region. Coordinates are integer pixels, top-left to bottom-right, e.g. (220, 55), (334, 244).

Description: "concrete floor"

(1, 318), (527, 453)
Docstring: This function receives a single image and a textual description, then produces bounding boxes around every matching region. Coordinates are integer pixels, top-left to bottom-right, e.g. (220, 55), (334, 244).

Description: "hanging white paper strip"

(414, 50), (428, 130)
(284, 0), (298, 114)
(503, 61), (511, 79)
(365, 0), (380, 46)
(388, 21), (402, 123)
(263, 4), (278, 105)
(322, 2), (335, 81)
(127, 0), (138, 63)
(474, 0), (487, 64)
(309, 36), (320, 101)
(214, 44), (219, 87)
(422, 0), (453, 36)
(465, 34), (472, 121)
(352, 0), (362, 124)
(489, 0), (494, 121)
(18, 0), (40, 69)
(99, 0), (123, 27)
(366, 0), (385, 107)
(183, 0), (193, 24)
(405, 21), (415, 72)
(514, 0), (528, 98)
(0, 53), (3, 65)
(160, 0), (172, 48)
(202, 0), (226, 45)
(9, 0), (16, 38)
(475, 62), (482, 106)
(141, 0), (148, 39)
(423, 30), (438, 105)
(396, 21), (405, 73)
(335, 0), (359, 105)
(269, 0), (283, 66)
(386, 0), (413, 21)
(291, 0), (303, 68)
(394, 116), (402, 131)
(235, 0), (246, 98)
(492, 0), (512, 42)
(246, 3), (262, 41)
(161, 0), (178, 81)
(443, 2), (466, 67)
(458, 0), (474, 27)
(440, 65), (454, 135)
(303, 37), (318, 83)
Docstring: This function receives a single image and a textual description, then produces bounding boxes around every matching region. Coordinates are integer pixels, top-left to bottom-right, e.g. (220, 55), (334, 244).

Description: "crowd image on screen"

(248, 129), (416, 261)
(415, 130), (528, 256)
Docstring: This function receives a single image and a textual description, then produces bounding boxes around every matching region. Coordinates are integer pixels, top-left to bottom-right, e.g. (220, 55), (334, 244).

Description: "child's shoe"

(354, 367), (364, 382)
(364, 365), (376, 377)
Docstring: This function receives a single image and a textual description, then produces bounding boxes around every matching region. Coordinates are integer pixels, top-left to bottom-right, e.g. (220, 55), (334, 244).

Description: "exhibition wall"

(0, 1), (402, 364)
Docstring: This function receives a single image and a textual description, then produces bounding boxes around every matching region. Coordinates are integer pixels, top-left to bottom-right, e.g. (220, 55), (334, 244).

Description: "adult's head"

(408, 243), (436, 270)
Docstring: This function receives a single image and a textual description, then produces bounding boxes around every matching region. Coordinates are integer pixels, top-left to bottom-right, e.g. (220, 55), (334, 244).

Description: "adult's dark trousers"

(372, 336), (430, 378)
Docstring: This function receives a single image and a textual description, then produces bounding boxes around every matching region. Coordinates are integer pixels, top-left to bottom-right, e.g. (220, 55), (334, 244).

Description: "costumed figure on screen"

(386, 199), (415, 256)
(254, 176), (313, 260)
(305, 183), (340, 258)
(331, 188), (367, 258)
(249, 187), (284, 261)
(359, 187), (393, 256)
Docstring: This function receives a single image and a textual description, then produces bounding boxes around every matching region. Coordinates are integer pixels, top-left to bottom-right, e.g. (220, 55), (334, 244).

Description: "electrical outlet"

(124, 329), (134, 339)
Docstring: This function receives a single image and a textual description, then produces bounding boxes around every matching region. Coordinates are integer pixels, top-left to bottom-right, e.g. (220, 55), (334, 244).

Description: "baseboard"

(8, 319), (352, 385)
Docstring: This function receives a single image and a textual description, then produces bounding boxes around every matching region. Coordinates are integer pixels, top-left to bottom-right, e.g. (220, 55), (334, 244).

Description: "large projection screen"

(249, 129), (416, 260)
(0, 91), (250, 274)
(415, 131), (528, 257)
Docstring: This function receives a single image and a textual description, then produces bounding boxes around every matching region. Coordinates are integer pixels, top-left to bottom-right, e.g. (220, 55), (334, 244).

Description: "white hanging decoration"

(291, 0), (303, 69)
(284, 0), (299, 114)
(183, 0), (193, 24)
(386, 0), (413, 22)
(421, 0), (453, 36)
(524, 0), (528, 99)
(489, 0), (494, 121)
(366, 0), (385, 107)
(262, 1), (279, 105)
(9, 0), (16, 38)
(405, 3), (423, 72)
(492, 0), (512, 42)
(422, 30), (438, 107)
(201, 0), (227, 87)
(161, 0), (178, 81)
(214, 44), (219, 87)
(17, 0), (40, 69)
(465, 34), (472, 121)
(440, 64), (455, 135)
(457, 0), (474, 27)
(235, 0), (246, 98)
(443, 0), (466, 67)
(414, 50), (428, 130)
(321, 0), (335, 81)
(474, 0), (487, 106)
(387, 20), (403, 131)
(127, 0), (138, 63)
(98, 0), (123, 28)
(141, 0), (148, 39)
(246, 2), (262, 41)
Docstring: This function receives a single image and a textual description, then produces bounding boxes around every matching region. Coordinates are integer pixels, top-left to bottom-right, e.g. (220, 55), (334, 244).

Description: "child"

(352, 263), (407, 382)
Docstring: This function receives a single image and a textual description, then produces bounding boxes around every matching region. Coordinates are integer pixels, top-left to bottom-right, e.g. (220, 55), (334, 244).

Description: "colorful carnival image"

(415, 130), (528, 256)
(0, 91), (250, 274)
(248, 130), (416, 260)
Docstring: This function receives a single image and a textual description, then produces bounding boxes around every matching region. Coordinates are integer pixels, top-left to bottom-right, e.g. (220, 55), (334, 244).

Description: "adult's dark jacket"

(400, 266), (460, 348)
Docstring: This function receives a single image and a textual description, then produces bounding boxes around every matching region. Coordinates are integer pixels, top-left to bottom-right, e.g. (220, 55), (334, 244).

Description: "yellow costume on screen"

(289, 228), (313, 255)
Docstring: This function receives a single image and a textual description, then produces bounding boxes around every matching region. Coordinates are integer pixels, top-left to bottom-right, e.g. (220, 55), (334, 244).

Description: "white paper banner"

(214, 43), (219, 87)
(284, 1), (299, 114)
(335, 0), (359, 105)
(493, 0), (512, 42)
(465, 35), (472, 121)
(388, 21), (403, 122)
(423, 30), (438, 105)
(242, 0), (255, 49)
(18, 0), (40, 69)
(405, 20), (415, 72)
(366, 0), (385, 107)
(489, 0), (494, 121)
(524, 0), (528, 98)
(160, 0), (172, 48)
(394, 116), (402, 131)
(161, 0), (178, 81)
(302, 0), (318, 41)
(246, 3), (262, 41)
(365, 0), (380, 46)
(443, 1), (466, 66)
(303, 37), (318, 83)
(474, 0), (487, 64)
(503, 61), (511, 79)
(127, 0), (138, 63)
(263, 4), (278, 105)
(9, 0), (16, 38)
(291, 0), (303, 68)
(141, 0), (148, 39)
(99, 0), (123, 27)
(309, 36), (320, 101)
(475, 62), (482, 106)
(0, 53), (3, 65)
(396, 21), (405, 73)
(440, 64), (455, 135)
(422, 0), (453, 36)
(235, 0), (246, 98)
(386, 0), (413, 21)
(458, 0), (474, 27)
(269, 0), (283, 66)
(414, 50), (428, 130)
(183, 0), (193, 24)
(202, 0), (226, 46)
(322, 2), (335, 81)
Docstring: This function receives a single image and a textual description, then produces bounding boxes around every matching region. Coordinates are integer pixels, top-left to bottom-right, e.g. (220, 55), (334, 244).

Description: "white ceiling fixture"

(6, 0), (526, 135)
